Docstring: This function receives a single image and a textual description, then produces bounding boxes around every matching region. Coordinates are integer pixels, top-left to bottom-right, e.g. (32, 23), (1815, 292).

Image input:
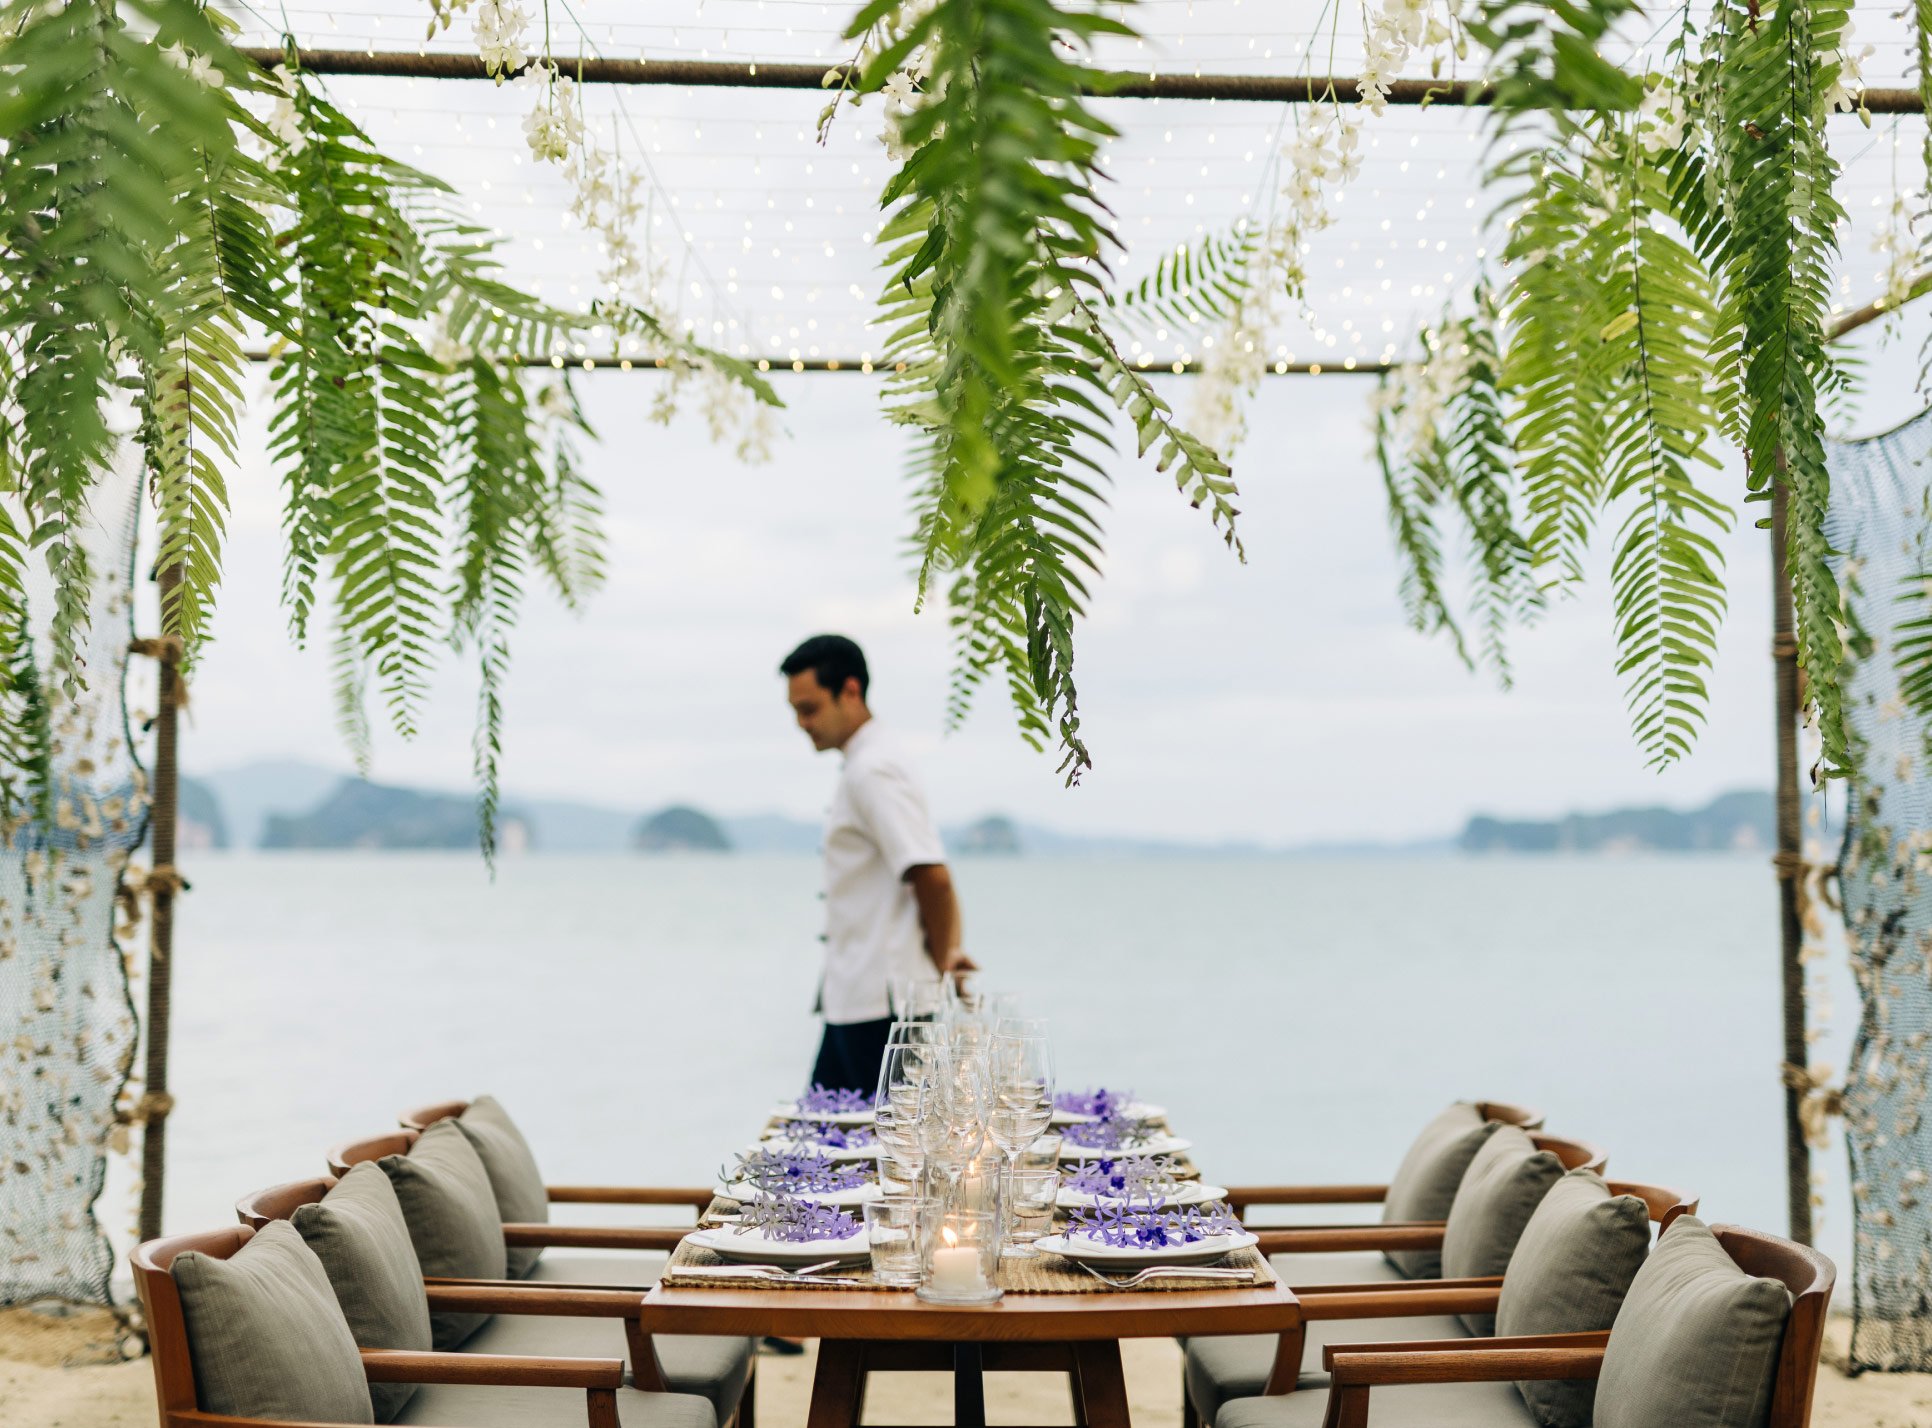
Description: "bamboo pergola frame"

(133, 40), (1932, 1254)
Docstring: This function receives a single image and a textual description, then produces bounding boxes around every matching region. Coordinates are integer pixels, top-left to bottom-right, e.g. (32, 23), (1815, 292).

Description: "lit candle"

(929, 1226), (984, 1295)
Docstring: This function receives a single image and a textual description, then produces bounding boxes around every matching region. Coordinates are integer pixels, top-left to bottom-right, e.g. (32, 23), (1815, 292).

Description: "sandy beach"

(7, 1304), (1930, 1428)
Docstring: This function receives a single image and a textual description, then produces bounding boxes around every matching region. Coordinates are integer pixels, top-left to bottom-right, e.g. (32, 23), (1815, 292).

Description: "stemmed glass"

(918, 1045), (990, 1206)
(875, 1033), (936, 1194)
(986, 1032), (1055, 1200)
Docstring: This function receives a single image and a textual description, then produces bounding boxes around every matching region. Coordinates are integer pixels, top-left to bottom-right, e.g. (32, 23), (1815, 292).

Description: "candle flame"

(942, 1227), (959, 1248)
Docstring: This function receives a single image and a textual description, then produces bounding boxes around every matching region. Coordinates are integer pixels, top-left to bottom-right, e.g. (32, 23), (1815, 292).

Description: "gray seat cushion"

(1595, 1216), (1793, 1428)
(1440, 1125), (1564, 1334)
(173, 1219), (375, 1424)
(1266, 1252), (1402, 1288)
(1495, 1169), (1651, 1427)
(526, 1251), (666, 1288)
(465, 1303), (755, 1421)
(1184, 1312), (1469, 1421)
(458, 1097), (551, 1279)
(1216, 1376), (1536, 1428)
(379, 1120), (509, 1349)
(293, 1163), (434, 1423)
(1384, 1104), (1501, 1278)
(397, 1382), (716, 1428)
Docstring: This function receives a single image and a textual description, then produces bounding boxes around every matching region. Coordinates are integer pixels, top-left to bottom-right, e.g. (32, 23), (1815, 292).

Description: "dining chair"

(1214, 1218), (1834, 1428)
(132, 1221), (719, 1428)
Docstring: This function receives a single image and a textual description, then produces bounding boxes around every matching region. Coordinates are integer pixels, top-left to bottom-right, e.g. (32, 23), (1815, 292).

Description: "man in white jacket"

(781, 634), (975, 1093)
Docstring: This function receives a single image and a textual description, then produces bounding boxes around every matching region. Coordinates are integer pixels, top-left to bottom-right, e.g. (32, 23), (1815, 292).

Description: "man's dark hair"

(781, 634), (869, 699)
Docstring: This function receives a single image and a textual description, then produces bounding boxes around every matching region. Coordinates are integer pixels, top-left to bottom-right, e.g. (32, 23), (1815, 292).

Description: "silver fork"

(1074, 1262), (1257, 1290)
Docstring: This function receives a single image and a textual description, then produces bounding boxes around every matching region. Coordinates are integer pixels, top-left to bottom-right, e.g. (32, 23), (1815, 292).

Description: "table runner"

(666, 1111), (1263, 1293)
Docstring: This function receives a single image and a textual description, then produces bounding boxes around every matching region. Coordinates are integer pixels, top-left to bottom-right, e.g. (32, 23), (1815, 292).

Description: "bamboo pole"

(1770, 481), (1813, 1248)
(134, 568), (183, 1246)
(232, 47), (1925, 112)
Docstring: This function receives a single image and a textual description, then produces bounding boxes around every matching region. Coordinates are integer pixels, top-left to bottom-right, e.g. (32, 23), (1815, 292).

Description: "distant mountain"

(177, 776), (228, 850)
(1459, 790), (1776, 854)
(949, 814), (1022, 856)
(193, 759), (345, 850)
(634, 805), (731, 853)
(262, 778), (532, 851)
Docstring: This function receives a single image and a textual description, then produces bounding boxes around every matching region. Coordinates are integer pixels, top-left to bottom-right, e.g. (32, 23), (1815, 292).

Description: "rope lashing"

(1781, 1061), (1845, 1150)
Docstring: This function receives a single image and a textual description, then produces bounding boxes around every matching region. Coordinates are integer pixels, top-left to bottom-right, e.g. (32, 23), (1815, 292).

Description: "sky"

(157, 0), (1932, 846)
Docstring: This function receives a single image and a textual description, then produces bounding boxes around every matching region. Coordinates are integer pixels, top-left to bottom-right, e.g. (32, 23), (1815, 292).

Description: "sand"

(6, 1303), (1931, 1426)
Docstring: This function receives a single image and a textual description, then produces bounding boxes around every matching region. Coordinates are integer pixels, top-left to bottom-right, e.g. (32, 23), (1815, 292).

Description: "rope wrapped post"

(132, 572), (184, 1246)
(1771, 481), (1813, 1247)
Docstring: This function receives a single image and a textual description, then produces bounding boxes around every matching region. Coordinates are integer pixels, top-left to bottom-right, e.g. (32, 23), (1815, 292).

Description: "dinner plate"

(772, 1100), (876, 1127)
(683, 1224), (873, 1268)
(755, 1137), (879, 1163)
(1051, 1100), (1166, 1125)
(1035, 1229), (1257, 1271)
(1055, 1181), (1228, 1211)
(1058, 1133), (1191, 1161)
(716, 1180), (882, 1208)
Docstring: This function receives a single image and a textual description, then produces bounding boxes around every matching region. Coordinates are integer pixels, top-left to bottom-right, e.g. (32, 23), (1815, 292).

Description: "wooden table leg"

(953, 1343), (987, 1428)
(1071, 1342), (1132, 1428)
(807, 1341), (867, 1428)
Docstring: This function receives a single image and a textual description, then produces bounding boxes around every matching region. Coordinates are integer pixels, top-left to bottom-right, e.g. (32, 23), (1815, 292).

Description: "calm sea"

(119, 851), (1857, 1280)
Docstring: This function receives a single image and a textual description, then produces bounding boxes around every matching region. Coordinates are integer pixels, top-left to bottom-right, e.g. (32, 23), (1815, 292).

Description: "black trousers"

(810, 1015), (894, 1096)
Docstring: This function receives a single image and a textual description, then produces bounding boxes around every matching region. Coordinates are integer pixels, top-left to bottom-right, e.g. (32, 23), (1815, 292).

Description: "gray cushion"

(1595, 1216), (1792, 1428)
(294, 1163), (435, 1423)
(465, 1299), (755, 1421)
(1495, 1169), (1651, 1427)
(173, 1219), (375, 1424)
(1384, 1103), (1501, 1278)
(1440, 1125), (1564, 1334)
(1216, 1376), (1536, 1428)
(397, 1383), (716, 1428)
(458, 1097), (550, 1279)
(379, 1119), (508, 1349)
(1184, 1313), (1469, 1420)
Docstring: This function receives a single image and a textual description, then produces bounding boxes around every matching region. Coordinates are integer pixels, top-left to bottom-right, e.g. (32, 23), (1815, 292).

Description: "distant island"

(261, 779), (533, 851)
(634, 805), (731, 853)
(1458, 790), (1777, 854)
(180, 759), (1789, 858)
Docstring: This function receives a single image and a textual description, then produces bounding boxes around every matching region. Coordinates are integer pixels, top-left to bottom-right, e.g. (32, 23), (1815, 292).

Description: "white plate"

(717, 1180), (882, 1208)
(1035, 1229), (1257, 1271)
(756, 1137), (879, 1163)
(1051, 1100), (1166, 1125)
(772, 1100), (876, 1127)
(1055, 1181), (1228, 1211)
(1058, 1134), (1191, 1161)
(683, 1224), (872, 1268)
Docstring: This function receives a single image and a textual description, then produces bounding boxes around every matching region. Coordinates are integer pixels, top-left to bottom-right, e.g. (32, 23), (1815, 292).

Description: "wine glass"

(994, 1015), (1050, 1040)
(919, 1046), (990, 1203)
(986, 1033), (1055, 1195)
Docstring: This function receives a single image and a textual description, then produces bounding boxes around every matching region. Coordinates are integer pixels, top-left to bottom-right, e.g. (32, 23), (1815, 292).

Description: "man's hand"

(940, 949), (980, 986)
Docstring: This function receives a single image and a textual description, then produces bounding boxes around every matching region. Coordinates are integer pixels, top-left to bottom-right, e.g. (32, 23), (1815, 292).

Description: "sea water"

(132, 851), (1857, 1279)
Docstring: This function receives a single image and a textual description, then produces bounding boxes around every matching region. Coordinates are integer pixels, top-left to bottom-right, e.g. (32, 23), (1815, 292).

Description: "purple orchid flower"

(1054, 1087), (1134, 1119)
(777, 1119), (878, 1150)
(796, 1084), (878, 1115)
(1062, 1114), (1156, 1150)
(1066, 1199), (1242, 1250)
(728, 1148), (875, 1196)
(734, 1194), (864, 1243)
(1064, 1155), (1181, 1199)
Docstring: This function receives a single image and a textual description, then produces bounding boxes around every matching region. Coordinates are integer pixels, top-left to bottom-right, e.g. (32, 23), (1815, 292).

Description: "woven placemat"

(662, 1233), (1271, 1295)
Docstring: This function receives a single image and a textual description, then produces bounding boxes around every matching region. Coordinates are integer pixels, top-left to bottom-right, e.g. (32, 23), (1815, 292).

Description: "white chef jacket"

(819, 719), (947, 1024)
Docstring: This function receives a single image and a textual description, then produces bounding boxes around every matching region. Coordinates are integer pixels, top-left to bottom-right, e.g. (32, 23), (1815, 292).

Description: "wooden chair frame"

(1240, 1132), (1607, 1257)
(1222, 1103), (1546, 1218)
(132, 1226), (630, 1428)
(1179, 1173), (1693, 1428)
(1312, 1223), (1835, 1428)
(327, 1129), (694, 1258)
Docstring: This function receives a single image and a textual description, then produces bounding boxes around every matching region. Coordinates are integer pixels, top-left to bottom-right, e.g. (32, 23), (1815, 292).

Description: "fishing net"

(1829, 405), (1932, 1372)
(0, 461), (147, 1306)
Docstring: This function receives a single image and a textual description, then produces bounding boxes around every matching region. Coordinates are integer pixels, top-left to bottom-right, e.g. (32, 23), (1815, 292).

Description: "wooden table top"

(640, 1275), (1300, 1341)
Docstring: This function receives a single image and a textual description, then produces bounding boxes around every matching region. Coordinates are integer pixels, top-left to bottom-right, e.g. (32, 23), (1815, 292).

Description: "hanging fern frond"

(1705, 0), (1853, 774)
(1107, 225), (1265, 335)
(1373, 383), (1468, 664)
(854, 0), (1241, 781)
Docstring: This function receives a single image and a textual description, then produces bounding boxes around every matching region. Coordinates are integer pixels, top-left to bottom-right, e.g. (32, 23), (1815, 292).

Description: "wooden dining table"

(636, 1109), (1303, 1428)
(637, 1275), (1300, 1428)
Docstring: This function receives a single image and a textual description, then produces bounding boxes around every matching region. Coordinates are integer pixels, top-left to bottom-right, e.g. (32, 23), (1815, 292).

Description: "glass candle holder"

(1002, 1168), (1058, 1259)
(916, 1207), (1003, 1304)
(1020, 1133), (1063, 1171)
